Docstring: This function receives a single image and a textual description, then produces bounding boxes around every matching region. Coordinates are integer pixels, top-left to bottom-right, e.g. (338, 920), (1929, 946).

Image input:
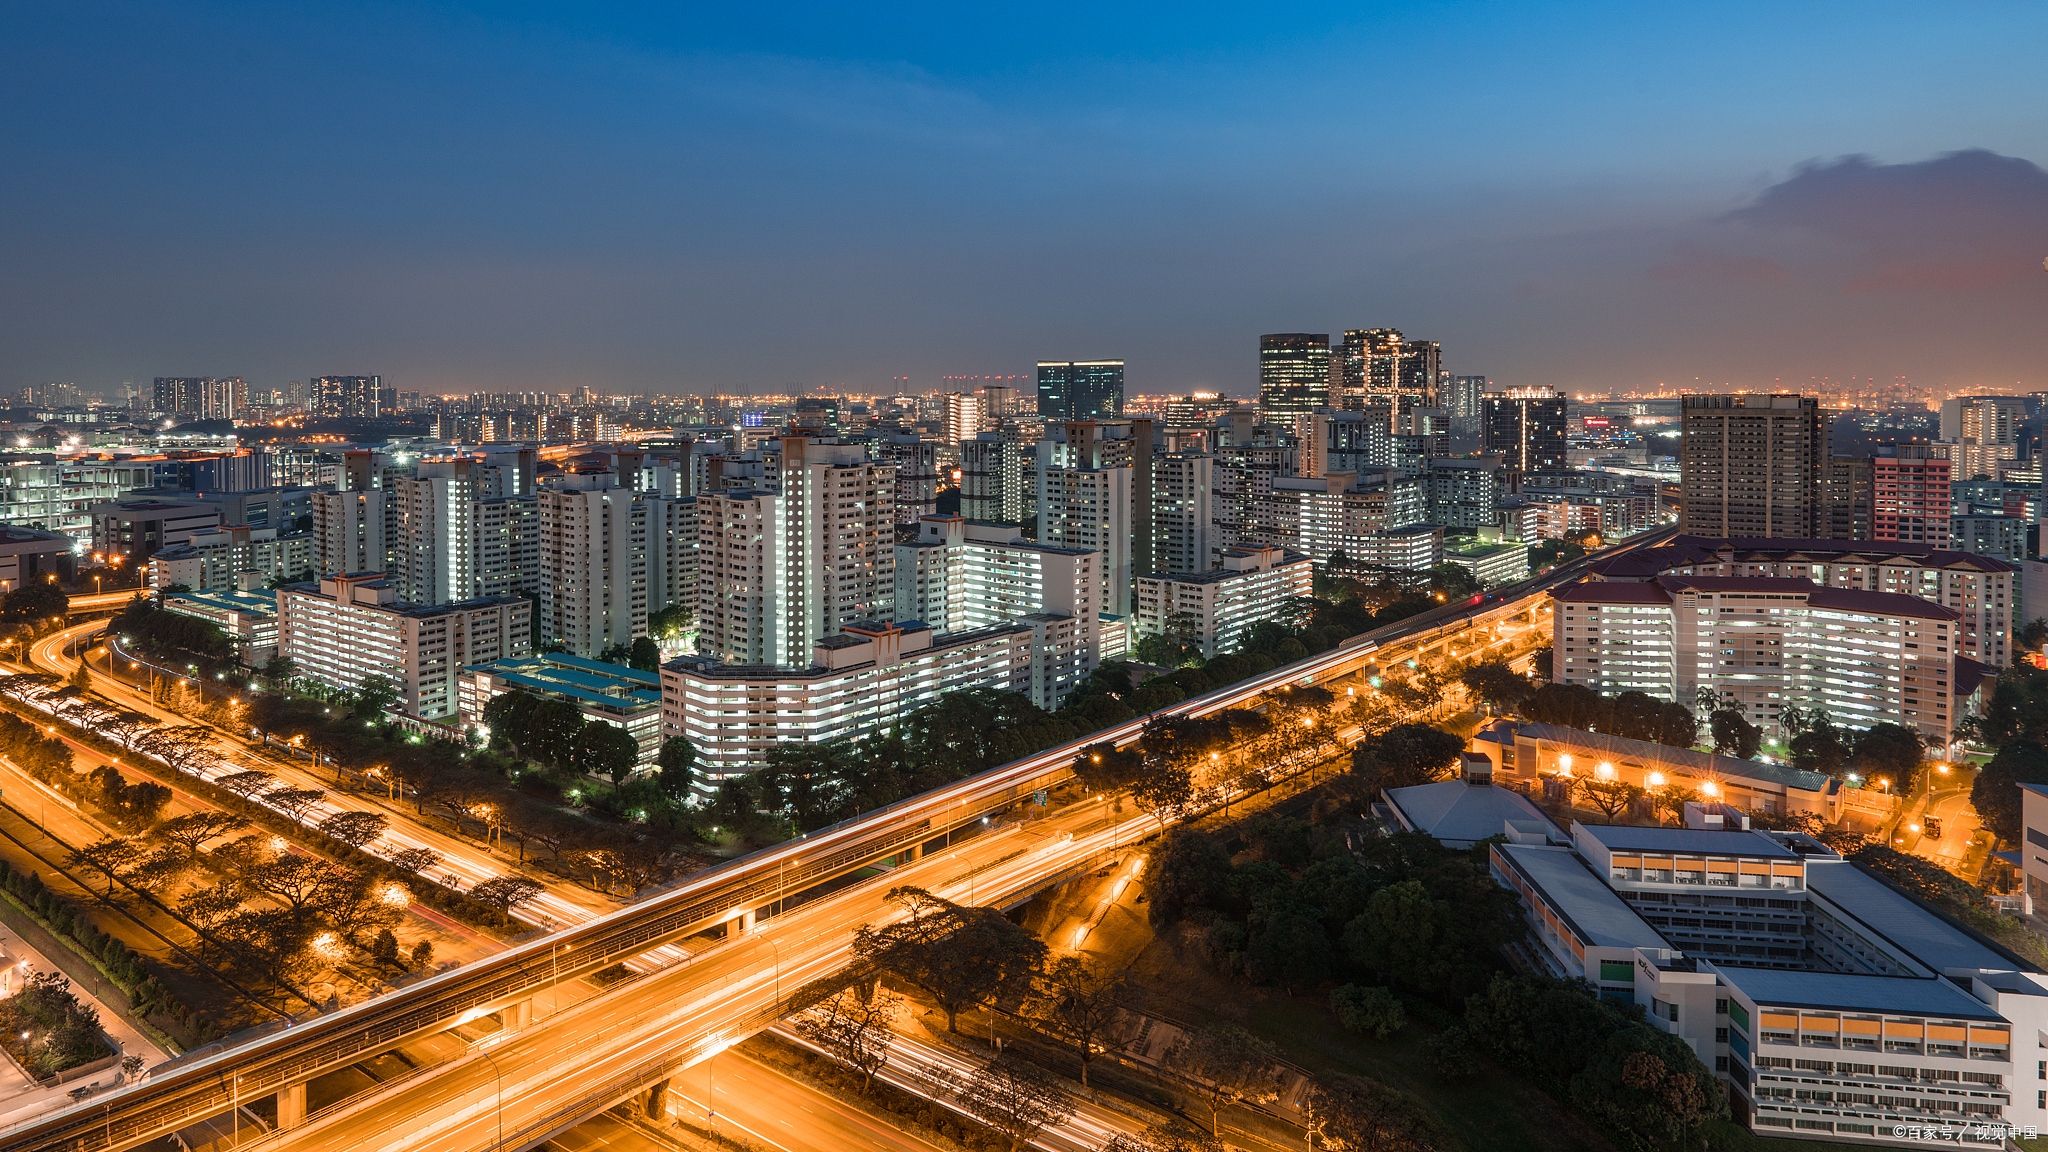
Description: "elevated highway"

(1, 526), (1668, 1152)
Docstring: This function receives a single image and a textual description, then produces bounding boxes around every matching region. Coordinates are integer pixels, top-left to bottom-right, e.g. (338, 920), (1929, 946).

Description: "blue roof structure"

(1714, 966), (2002, 1020)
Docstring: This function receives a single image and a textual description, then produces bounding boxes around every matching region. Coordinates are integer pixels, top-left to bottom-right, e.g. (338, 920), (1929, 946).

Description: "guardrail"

(0, 526), (1659, 1152)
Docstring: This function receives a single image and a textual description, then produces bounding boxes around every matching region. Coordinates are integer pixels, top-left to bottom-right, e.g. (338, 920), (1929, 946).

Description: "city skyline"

(3, 5), (2047, 397)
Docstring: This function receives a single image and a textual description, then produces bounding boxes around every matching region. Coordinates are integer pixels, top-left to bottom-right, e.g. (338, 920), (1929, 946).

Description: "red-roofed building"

(1580, 534), (2013, 668)
(1550, 570), (1982, 746)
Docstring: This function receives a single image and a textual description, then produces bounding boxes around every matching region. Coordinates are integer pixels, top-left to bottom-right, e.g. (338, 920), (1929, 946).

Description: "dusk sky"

(4, 1), (2046, 398)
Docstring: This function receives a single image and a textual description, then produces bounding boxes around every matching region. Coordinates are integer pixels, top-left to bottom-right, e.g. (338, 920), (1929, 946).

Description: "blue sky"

(3, 1), (2046, 396)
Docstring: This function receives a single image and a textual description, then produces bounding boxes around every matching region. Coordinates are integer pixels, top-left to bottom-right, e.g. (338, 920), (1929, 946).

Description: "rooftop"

(1711, 966), (2004, 1020)
(1494, 844), (1672, 951)
(1384, 778), (1561, 847)
(1804, 858), (2033, 975)
(1573, 822), (1799, 859)
(164, 588), (279, 616)
(1550, 581), (1672, 605)
(467, 652), (661, 710)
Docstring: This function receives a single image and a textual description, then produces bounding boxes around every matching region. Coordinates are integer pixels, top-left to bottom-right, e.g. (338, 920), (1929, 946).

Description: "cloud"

(1725, 149), (2048, 293)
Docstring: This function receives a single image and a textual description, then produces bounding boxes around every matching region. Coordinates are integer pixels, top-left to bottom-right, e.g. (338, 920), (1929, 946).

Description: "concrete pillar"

(645, 1078), (671, 1120)
(276, 1082), (307, 1130)
(901, 842), (923, 864)
(733, 909), (755, 934)
(503, 999), (532, 1030)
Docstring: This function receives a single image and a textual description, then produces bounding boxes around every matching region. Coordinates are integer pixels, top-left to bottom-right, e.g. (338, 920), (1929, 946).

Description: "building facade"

(277, 572), (531, 719)
(1132, 545), (1312, 659)
(1483, 387), (1568, 474)
(1680, 394), (1825, 537)
(1036, 360), (1125, 422)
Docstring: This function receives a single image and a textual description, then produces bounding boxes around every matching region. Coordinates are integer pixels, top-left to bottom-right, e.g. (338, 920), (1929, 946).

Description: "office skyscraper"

(1037, 360), (1124, 421)
(1257, 333), (1330, 425)
(1679, 394), (1825, 537)
(153, 376), (246, 419)
(1446, 375), (1488, 419)
(1482, 387), (1568, 474)
(1338, 329), (1441, 413)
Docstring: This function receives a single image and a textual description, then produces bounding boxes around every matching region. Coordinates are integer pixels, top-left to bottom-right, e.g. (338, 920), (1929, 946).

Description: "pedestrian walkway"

(0, 923), (169, 1130)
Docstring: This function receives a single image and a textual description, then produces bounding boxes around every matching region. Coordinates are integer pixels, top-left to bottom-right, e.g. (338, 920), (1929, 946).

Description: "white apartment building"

(695, 437), (896, 666)
(661, 619), (1034, 781)
(1587, 535), (2017, 670)
(1253, 469), (1425, 564)
(1488, 819), (2048, 1148)
(1132, 545), (1312, 659)
(312, 489), (390, 577)
(1552, 574), (1990, 745)
(894, 515), (1098, 707)
(872, 433), (940, 523)
(150, 525), (314, 592)
(163, 588), (280, 666)
(961, 428), (1031, 524)
(943, 392), (986, 445)
(1151, 452), (1214, 573)
(1351, 524), (1444, 573)
(541, 468), (649, 657)
(278, 572), (531, 719)
(647, 495), (697, 616)
(1036, 463), (1135, 615)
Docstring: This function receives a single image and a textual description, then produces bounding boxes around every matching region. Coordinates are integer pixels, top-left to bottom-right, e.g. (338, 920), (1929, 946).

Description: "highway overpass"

(1, 526), (1668, 1152)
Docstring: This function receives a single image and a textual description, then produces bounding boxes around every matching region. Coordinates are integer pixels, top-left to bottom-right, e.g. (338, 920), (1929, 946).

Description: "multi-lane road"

(1, 525), (1675, 1152)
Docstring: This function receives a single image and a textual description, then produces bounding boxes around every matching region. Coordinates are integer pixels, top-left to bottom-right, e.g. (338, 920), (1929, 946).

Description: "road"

(666, 1045), (952, 1152)
(1, 524), (1678, 1152)
(1894, 766), (1990, 882)
(27, 621), (627, 938)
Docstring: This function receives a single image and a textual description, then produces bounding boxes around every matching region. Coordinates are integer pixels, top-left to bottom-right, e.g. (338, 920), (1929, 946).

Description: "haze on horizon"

(3, 1), (2046, 400)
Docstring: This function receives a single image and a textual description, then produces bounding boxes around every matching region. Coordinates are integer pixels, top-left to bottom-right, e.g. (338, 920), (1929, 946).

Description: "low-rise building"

(660, 619), (1034, 782)
(458, 652), (663, 766)
(1489, 819), (2048, 1146)
(1380, 753), (1562, 848)
(1471, 720), (1842, 822)
(277, 572), (532, 720)
(91, 499), (221, 567)
(161, 588), (280, 666)
(0, 525), (77, 592)
(1445, 539), (1530, 587)
(1132, 545), (1312, 660)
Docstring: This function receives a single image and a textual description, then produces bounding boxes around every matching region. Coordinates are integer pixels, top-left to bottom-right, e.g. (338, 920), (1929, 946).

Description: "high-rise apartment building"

(278, 572), (531, 719)
(871, 432), (940, 523)
(695, 438), (896, 666)
(540, 468), (650, 657)
(1872, 446), (1951, 547)
(1679, 394), (1824, 538)
(1033, 420), (1155, 614)
(1445, 375), (1488, 420)
(1940, 396), (2025, 445)
(1822, 455), (1873, 541)
(1256, 333), (1331, 426)
(312, 375), (383, 419)
(961, 430), (1029, 524)
(153, 377), (247, 419)
(1150, 452), (1214, 574)
(1483, 387), (1568, 475)
(1036, 360), (1124, 422)
(942, 392), (986, 445)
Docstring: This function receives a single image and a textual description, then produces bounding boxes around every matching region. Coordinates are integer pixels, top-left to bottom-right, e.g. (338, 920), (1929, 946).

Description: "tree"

(1071, 741), (1144, 795)
(354, 674), (400, 717)
(266, 787), (326, 822)
(629, 635), (662, 672)
(1029, 957), (1138, 1087)
(411, 939), (434, 968)
(67, 836), (142, 899)
(1974, 740), (2048, 843)
(1348, 723), (1464, 797)
(216, 770), (277, 802)
(1791, 711), (1851, 776)
(1130, 761), (1194, 832)
(1102, 1126), (1225, 1152)
(1164, 1024), (1285, 1138)
(1143, 828), (1234, 926)
(388, 846), (442, 877)
(1330, 984), (1406, 1038)
(1243, 911), (1335, 995)
(943, 1056), (1074, 1152)
(0, 582), (69, 627)
(570, 721), (642, 788)
(795, 980), (899, 1094)
(852, 887), (1046, 1033)
(259, 654), (298, 691)
(1709, 709), (1761, 759)
(1578, 779), (1644, 821)
(523, 698), (586, 766)
(470, 876), (545, 918)
(1457, 660), (1532, 713)
(481, 689), (540, 752)
(654, 737), (696, 801)
(156, 811), (248, 861)
(1301, 1074), (1451, 1152)
(317, 810), (389, 849)
(1852, 722), (1926, 795)
(66, 662), (90, 693)
(1650, 783), (1700, 826)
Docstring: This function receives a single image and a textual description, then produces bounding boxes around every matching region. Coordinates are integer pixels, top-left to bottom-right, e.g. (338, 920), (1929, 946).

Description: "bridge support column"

(645, 1078), (671, 1120)
(901, 842), (923, 864)
(733, 909), (755, 935)
(277, 1081), (307, 1130)
(503, 999), (532, 1030)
